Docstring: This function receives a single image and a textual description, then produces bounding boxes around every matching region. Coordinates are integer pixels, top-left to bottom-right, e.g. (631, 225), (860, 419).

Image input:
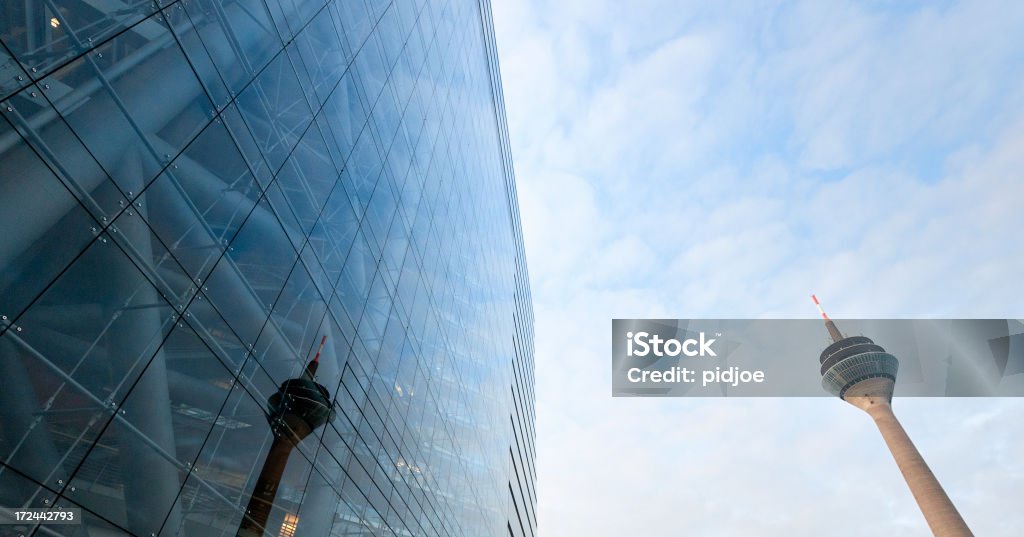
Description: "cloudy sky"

(491, 0), (1024, 535)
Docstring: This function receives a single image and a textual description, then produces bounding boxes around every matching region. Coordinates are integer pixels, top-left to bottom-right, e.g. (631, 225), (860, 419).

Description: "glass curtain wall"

(0, 0), (535, 536)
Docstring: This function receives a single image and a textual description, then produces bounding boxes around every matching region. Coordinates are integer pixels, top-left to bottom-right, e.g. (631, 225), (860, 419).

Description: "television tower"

(237, 336), (334, 537)
(812, 295), (973, 537)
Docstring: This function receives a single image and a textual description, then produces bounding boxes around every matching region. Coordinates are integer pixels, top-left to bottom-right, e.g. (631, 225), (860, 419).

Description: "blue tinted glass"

(0, 0), (535, 535)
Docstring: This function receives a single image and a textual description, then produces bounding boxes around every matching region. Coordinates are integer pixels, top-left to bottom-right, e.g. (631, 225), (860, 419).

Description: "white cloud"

(493, 0), (1024, 535)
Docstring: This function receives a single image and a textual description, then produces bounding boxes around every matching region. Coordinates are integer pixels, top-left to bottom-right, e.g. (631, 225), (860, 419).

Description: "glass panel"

(365, 167), (395, 236)
(4, 81), (129, 223)
(251, 261), (327, 385)
(0, 108), (101, 326)
(326, 290), (358, 352)
(0, 0), (159, 81)
(221, 102), (275, 188)
(300, 242), (334, 304)
(165, 1), (231, 109)
(271, 123), (339, 238)
(158, 379), (267, 537)
(44, 12), (215, 197)
(0, 231), (176, 492)
(294, 5), (351, 107)
(235, 49), (313, 173)
(61, 327), (186, 537)
(335, 0), (374, 54)
(263, 180), (307, 252)
(178, 0), (282, 93)
(58, 321), (238, 537)
(354, 32), (388, 108)
(308, 178), (359, 290)
(321, 68), (368, 168)
(293, 467), (344, 536)
(202, 197), (297, 347)
(143, 117), (261, 285)
(345, 129), (384, 217)
(358, 270), (392, 358)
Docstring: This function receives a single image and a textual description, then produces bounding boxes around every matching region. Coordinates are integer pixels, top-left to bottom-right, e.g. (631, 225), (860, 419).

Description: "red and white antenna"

(811, 294), (830, 320)
(811, 294), (844, 342)
(303, 335), (328, 379)
(312, 335), (327, 364)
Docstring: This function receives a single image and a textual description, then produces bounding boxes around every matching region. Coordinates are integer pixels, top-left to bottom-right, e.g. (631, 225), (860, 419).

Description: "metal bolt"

(6, 106), (12, 112)
(1, 315), (6, 320)
(17, 75), (23, 81)
(16, 327), (22, 332)
(43, 83), (50, 89)
(29, 91), (36, 97)
(120, 409), (126, 415)
(43, 499), (49, 505)
(57, 479), (63, 485)
(70, 486), (75, 492)
(128, 191), (134, 197)
(31, 67), (37, 73)
(97, 53), (103, 58)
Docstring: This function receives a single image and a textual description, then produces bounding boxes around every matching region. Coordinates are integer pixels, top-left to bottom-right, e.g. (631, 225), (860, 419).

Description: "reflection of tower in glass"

(237, 336), (334, 537)
(813, 296), (973, 537)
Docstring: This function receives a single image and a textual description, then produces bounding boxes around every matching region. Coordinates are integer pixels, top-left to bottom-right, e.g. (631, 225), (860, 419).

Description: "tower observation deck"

(812, 295), (974, 537)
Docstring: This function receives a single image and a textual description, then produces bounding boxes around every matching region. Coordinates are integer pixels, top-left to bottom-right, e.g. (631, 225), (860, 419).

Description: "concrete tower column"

(860, 401), (973, 537)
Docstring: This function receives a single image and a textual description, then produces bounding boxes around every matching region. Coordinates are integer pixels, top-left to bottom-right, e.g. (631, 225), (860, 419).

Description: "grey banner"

(612, 319), (1024, 397)
(0, 508), (82, 525)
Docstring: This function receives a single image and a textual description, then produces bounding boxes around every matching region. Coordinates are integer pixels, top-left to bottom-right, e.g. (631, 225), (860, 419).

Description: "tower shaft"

(853, 399), (974, 537)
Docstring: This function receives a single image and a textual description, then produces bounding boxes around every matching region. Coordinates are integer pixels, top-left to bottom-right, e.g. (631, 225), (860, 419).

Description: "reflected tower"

(813, 295), (973, 537)
(237, 337), (334, 537)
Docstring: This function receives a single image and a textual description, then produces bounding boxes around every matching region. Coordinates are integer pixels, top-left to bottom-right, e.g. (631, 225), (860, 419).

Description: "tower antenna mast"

(811, 294), (844, 343)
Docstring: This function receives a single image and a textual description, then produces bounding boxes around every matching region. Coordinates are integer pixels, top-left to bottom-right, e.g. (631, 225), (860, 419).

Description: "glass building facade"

(0, 0), (536, 536)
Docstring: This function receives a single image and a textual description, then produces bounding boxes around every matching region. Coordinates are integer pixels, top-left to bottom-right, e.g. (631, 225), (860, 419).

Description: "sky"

(491, 0), (1024, 535)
